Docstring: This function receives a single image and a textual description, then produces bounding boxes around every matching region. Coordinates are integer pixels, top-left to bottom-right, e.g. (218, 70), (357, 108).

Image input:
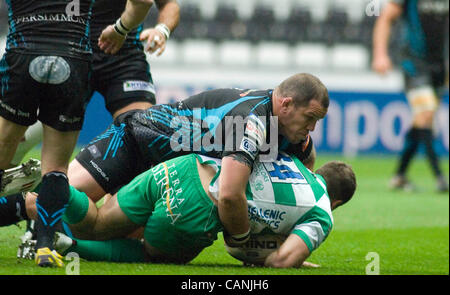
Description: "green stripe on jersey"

(295, 205), (333, 239)
(245, 184), (253, 201)
(292, 156), (326, 202)
(294, 230), (314, 253)
(272, 182), (297, 206)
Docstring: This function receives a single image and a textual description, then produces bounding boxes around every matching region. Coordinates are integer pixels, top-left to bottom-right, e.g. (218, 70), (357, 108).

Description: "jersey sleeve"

(222, 113), (267, 165)
(291, 205), (333, 253)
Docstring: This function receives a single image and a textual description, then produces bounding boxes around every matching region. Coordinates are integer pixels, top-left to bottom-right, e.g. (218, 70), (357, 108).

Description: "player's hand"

(140, 28), (167, 56)
(301, 261), (321, 268)
(372, 54), (393, 75)
(98, 25), (126, 55)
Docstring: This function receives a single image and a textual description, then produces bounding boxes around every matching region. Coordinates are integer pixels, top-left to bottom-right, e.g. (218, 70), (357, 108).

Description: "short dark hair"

(316, 161), (356, 206)
(277, 73), (329, 108)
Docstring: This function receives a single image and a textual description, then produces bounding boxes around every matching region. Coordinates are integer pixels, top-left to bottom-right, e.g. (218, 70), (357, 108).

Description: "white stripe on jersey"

(292, 183), (316, 208)
(294, 221), (326, 250)
(317, 194), (334, 224)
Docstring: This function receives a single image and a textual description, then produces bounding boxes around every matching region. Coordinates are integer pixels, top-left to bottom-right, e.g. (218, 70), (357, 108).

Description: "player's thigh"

(68, 158), (107, 202)
(92, 194), (140, 240)
(0, 117), (28, 144)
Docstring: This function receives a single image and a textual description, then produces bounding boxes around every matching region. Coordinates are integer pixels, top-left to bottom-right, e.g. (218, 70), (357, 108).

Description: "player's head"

(315, 161), (357, 210)
(273, 73), (329, 144)
(276, 73), (329, 108)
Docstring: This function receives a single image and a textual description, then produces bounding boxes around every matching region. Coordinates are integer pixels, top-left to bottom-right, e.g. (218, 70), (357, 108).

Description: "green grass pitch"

(0, 150), (448, 275)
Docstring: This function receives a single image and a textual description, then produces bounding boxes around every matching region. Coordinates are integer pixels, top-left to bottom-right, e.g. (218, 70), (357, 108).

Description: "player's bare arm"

(264, 234), (311, 268)
(98, 0), (154, 54)
(372, 1), (403, 74)
(141, 0), (180, 55)
(218, 154), (251, 246)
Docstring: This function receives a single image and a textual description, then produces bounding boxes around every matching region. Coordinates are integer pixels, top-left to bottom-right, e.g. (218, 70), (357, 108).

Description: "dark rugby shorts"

(75, 110), (148, 194)
(402, 56), (447, 93)
(90, 47), (156, 115)
(0, 52), (91, 131)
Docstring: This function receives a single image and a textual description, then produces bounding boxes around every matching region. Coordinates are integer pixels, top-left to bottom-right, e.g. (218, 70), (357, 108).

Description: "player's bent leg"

(34, 125), (79, 267)
(406, 86), (438, 129)
(24, 186), (134, 241)
(54, 233), (148, 263)
(68, 159), (107, 202)
(112, 101), (153, 119)
(88, 194), (141, 240)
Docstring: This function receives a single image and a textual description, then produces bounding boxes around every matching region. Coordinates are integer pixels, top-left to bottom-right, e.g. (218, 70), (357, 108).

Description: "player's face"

(279, 99), (327, 144)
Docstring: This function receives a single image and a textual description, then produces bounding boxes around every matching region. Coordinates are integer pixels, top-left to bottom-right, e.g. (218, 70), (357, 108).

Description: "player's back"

(205, 152), (333, 239)
(399, 0), (448, 61)
(244, 153), (334, 238)
(131, 88), (274, 164)
(5, 0), (94, 59)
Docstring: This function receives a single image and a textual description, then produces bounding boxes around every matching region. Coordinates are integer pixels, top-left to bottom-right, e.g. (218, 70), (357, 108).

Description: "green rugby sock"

(62, 186), (90, 225)
(68, 238), (146, 263)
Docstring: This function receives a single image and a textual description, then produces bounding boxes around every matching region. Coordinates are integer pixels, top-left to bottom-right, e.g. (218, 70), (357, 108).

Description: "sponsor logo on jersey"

(14, 13), (87, 25)
(0, 102), (30, 118)
(240, 138), (258, 159)
(123, 81), (155, 93)
(248, 205), (287, 230)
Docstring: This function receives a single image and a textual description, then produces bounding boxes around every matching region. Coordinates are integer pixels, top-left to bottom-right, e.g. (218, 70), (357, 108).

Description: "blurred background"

(0, 0), (448, 157)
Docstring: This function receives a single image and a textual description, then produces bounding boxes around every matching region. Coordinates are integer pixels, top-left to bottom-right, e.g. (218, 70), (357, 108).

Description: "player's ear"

(280, 97), (294, 111)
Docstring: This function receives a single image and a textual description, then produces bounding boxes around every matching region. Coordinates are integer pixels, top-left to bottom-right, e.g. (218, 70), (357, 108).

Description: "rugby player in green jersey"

(8, 152), (356, 268)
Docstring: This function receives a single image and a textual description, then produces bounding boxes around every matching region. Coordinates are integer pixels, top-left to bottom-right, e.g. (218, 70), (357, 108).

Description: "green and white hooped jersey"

(198, 152), (334, 253)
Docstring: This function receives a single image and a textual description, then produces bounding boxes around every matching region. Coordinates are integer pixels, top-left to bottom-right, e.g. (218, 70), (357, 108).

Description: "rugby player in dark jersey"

(372, 0), (449, 192)
(68, 73), (329, 245)
(91, 0), (179, 118)
(0, 0), (154, 267)
(6, 0), (179, 168)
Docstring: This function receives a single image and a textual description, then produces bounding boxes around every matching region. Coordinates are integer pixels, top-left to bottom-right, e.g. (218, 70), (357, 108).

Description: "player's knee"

(413, 110), (435, 128)
(68, 159), (106, 201)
